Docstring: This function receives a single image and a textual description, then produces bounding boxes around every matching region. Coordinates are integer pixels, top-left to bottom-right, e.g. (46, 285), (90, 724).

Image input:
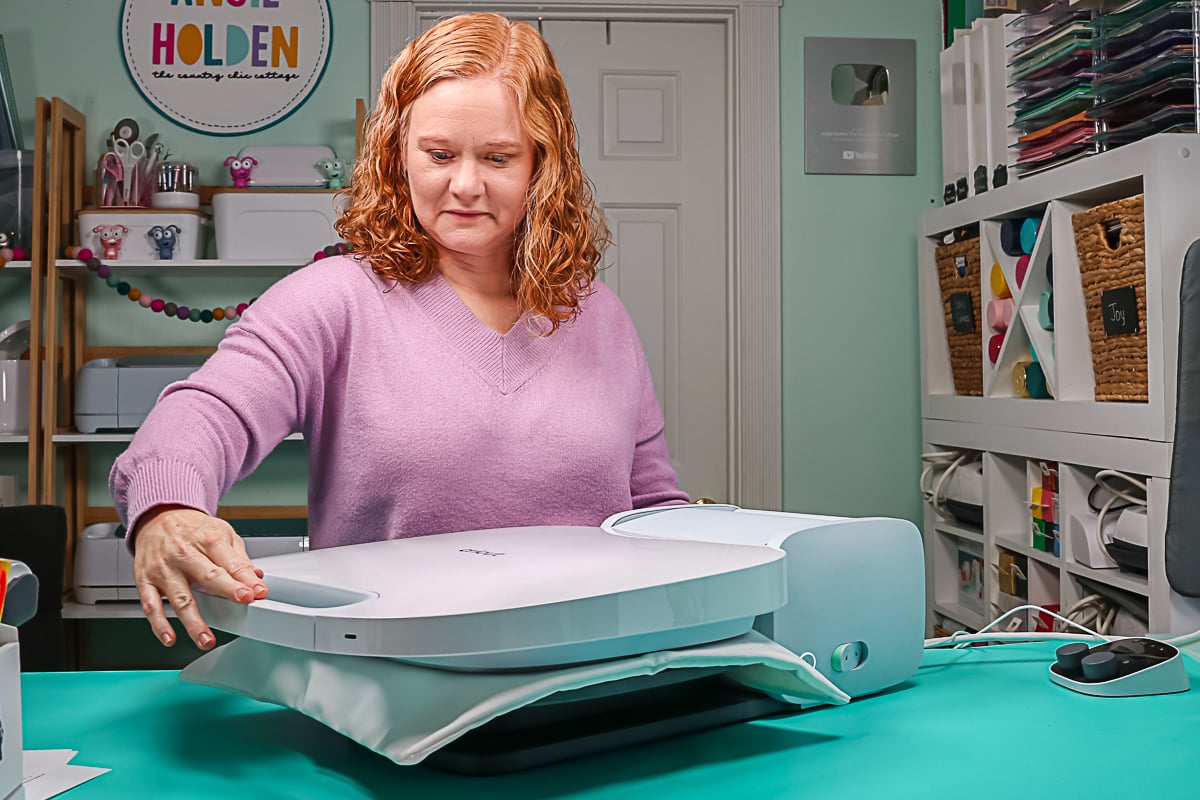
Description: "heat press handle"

(199, 574), (375, 610)
(257, 574), (376, 609)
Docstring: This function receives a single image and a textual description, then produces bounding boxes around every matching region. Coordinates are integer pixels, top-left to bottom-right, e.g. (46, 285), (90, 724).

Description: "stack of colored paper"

(1089, 0), (1200, 147)
(1007, 1), (1100, 176)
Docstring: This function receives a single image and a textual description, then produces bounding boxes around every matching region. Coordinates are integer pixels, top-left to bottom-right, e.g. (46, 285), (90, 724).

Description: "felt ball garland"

(62, 243), (350, 324)
(0, 246), (29, 267)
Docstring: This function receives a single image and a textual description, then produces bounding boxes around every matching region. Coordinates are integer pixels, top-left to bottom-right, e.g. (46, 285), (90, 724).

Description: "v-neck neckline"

(405, 272), (562, 394)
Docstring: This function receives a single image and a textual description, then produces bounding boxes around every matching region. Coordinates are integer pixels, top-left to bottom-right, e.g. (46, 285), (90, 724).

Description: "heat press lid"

(604, 503), (854, 547)
(196, 524), (786, 670)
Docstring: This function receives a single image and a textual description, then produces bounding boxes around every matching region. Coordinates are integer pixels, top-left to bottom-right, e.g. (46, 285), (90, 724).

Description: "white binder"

(940, 35), (969, 203)
(978, 16), (1019, 191)
(964, 25), (990, 196)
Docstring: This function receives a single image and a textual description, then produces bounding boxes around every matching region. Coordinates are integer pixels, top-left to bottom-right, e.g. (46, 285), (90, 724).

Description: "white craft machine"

(74, 523), (308, 604)
(74, 356), (206, 433)
(196, 505), (925, 699)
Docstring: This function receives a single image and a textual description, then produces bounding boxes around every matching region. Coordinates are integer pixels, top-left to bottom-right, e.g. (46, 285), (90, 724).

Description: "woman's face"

(405, 76), (535, 269)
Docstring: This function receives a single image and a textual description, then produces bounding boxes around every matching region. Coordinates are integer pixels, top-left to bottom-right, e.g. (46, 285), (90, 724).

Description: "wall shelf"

(933, 522), (984, 544)
(931, 602), (986, 632)
(63, 600), (174, 621)
(1062, 562), (1150, 598)
(56, 259), (306, 278)
(53, 432), (305, 444)
(994, 534), (1059, 568)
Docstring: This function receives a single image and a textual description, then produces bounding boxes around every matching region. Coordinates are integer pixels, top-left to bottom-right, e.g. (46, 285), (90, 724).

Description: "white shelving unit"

(52, 432), (304, 443)
(919, 134), (1200, 637)
(0, 261), (34, 502)
(53, 256), (308, 625)
(56, 258), (308, 277)
(62, 601), (175, 621)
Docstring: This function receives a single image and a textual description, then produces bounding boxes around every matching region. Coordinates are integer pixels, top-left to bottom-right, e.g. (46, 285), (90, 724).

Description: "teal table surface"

(21, 641), (1200, 799)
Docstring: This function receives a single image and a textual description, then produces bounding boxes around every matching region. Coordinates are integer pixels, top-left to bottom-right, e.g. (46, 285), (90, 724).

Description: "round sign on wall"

(121, 0), (332, 136)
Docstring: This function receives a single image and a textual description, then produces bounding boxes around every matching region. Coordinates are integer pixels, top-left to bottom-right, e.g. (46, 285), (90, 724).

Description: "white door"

(414, 15), (731, 501)
(540, 19), (729, 502)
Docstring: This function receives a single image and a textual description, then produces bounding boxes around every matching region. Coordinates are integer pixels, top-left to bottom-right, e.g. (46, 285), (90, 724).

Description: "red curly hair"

(337, 13), (608, 331)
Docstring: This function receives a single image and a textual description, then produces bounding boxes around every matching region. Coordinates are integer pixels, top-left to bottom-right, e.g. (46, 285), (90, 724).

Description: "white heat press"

(196, 504), (925, 699)
(197, 524), (785, 671)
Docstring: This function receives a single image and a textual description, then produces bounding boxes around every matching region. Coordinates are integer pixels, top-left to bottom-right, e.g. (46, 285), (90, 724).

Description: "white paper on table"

(22, 749), (110, 800)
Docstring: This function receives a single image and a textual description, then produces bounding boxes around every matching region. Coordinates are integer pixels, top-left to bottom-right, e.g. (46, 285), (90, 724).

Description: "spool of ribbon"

(987, 297), (1015, 332)
(1020, 217), (1040, 254)
(988, 332), (1004, 364)
(1015, 254), (1031, 289)
(999, 219), (1024, 257)
(1013, 358), (1033, 397)
(1038, 290), (1054, 330)
(990, 262), (1011, 299)
(1025, 361), (1050, 398)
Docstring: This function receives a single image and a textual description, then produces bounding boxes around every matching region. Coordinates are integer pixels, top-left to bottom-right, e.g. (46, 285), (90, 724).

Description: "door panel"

(542, 19), (729, 501)
(415, 15), (731, 500)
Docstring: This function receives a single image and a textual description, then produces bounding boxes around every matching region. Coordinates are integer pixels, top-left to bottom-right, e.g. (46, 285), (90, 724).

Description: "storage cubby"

(1057, 463), (1148, 580)
(993, 546), (1061, 633)
(923, 435), (1173, 637)
(983, 452), (1033, 555)
(980, 209), (1052, 398)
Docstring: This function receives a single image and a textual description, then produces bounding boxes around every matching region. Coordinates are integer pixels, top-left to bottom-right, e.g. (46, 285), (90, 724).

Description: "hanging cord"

(1059, 593), (1119, 636)
(920, 450), (977, 520)
(926, 603), (1106, 649)
(1089, 470), (1148, 562)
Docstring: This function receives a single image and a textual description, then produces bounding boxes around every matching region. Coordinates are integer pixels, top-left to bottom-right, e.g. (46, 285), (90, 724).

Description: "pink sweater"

(109, 256), (688, 548)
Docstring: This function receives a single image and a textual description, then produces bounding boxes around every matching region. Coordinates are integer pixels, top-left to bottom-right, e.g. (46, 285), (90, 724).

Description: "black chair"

(0, 505), (66, 671)
(1166, 239), (1200, 598)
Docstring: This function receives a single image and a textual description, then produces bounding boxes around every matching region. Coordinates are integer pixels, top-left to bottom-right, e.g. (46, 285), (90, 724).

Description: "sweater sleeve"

(109, 262), (344, 536)
(629, 341), (690, 509)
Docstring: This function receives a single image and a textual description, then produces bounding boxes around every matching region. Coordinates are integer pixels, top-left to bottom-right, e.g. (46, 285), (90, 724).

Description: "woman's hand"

(132, 506), (269, 650)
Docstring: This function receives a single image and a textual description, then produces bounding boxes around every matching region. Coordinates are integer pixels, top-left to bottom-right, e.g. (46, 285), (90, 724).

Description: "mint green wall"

(4, 0), (369, 511)
(4, 0), (369, 186)
(5, 0), (939, 526)
(780, 0), (942, 524)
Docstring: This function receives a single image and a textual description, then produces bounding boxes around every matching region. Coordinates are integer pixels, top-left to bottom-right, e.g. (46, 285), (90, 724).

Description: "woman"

(110, 13), (688, 652)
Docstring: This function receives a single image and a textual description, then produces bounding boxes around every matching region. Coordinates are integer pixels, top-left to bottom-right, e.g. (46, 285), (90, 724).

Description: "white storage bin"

(0, 624), (21, 800)
(76, 208), (208, 261)
(0, 321), (29, 435)
(212, 189), (345, 261)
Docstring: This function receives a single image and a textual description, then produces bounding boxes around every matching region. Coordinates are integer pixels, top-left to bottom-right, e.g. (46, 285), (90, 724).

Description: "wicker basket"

(1071, 195), (1148, 402)
(935, 235), (983, 397)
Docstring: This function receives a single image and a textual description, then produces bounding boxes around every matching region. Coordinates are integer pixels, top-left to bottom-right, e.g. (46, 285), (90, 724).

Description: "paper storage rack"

(1006, 0), (1101, 178)
(1088, 0), (1200, 152)
(919, 133), (1200, 637)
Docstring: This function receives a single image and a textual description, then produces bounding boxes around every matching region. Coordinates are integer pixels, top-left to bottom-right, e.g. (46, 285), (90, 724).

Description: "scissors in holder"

(96, 152), (124, 208)
(111, 138), (147, 206)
